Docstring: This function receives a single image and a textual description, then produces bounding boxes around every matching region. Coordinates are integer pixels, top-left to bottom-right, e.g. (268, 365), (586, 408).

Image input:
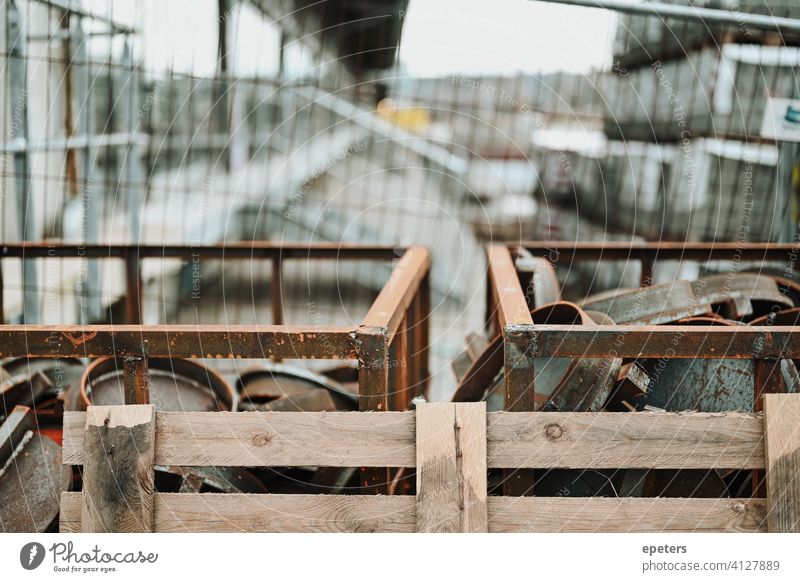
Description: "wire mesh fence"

(2, 0), (800, 399)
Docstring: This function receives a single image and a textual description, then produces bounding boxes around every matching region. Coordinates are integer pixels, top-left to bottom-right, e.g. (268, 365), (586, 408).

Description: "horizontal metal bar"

(518, 241), (800, 263)
(0, 243), (406, 261)
(534, 0), (800, 34)
(0, 325), (358, 359)
(531, 325), (800, 359)
(32, 0), (136, 34)
(0, 132), (148, 154)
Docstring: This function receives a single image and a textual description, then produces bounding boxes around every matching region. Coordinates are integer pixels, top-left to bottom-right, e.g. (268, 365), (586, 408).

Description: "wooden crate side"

(64, 410), (416, 467)
(489, 498), (767, 533)
(764, 394), (800, 532)
(487, 411), (765, 469)
(61, 493), (415, 533)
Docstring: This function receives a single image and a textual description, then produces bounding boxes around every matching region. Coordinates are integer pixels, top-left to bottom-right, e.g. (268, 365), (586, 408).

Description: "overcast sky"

(108, 0), (617, 77)
(400, 0), (617, 75)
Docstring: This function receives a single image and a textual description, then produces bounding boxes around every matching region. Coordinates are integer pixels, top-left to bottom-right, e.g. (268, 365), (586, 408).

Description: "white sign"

(761, 97), (800, 142)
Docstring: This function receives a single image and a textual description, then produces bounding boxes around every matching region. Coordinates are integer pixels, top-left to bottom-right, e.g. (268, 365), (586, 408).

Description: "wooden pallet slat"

(80, 405), (156, 533)
(487, 411), (765, 469)
(63, 410), (416, 467)
(415, 402), (488, 533)
(764, 394), (800, 533)
(488, 498), (767, 533)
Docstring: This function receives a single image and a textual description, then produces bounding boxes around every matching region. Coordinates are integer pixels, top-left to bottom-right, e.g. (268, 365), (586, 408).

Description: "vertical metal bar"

(124, 249), (142, 324)
(121, 39), (144, 243)
(70, 13), (101, 323)
(271, 255), (283, 325)
(388, 316), (409, 411)
(503, 326), (536, 496)
(271, 254), (283, 363)
(123, 355), (150, 405)
(406, 294), (420, 398)
(357, 327), (390, 493)
(7, 0), (39, 323)
(0, 258), (4, 324)
(778, 142), (798, 243)
(418, 272), (430, 395)
(640, 251), (655, 287)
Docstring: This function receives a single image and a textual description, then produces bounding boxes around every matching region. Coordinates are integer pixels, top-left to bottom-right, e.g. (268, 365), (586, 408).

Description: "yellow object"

(376, 98), (430, 132)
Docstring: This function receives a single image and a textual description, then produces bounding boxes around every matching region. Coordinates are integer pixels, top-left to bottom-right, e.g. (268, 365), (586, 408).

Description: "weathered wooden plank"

(489, 497), (766, 533)
(63, 410), (416, 467)
(60, 493), (767, 533)
(80, 405), (156, 533)
(416, 403), (488, 532)
(764, 394), (800, 532)
(487, 411), (765, 469)
(65, 410), (766, 470)
(61, 493), (415, 533)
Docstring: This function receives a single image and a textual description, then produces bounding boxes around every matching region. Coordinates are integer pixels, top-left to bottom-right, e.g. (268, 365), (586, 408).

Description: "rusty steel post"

(488, 245), (537, 495)
(388, 316), (409, 411)
(124, 250), (142, 324)
(357, 326), (390, 493)
(123, 355), (150, 405)
(271, 255), (284, 326)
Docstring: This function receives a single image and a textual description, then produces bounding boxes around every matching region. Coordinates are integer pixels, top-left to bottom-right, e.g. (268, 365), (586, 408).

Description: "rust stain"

(61, 331), (98, 347)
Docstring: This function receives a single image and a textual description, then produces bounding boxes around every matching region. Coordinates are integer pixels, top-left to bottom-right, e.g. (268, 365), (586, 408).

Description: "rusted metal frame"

(361, 246), (431, 343)
(388, 316), (409, 411)
(530, 326), (800, 359)
(0, 258), (4, 324)
(270, 254), (284, 363)
(518, 241), (798, 263)
(418, 272), (430, 394)
(405, 275), (430, 397)
(0, 242), (407, 261)
(0, 325), (357, 359)
(124, 249), (142, 324)
(488, 245), (535, 330)
(355, 250), (431, 493)
(123, 355), (150, 405)
(356, 326), (391, 493)
(487, 247), (537, 496)
(270, 255), (284, 326)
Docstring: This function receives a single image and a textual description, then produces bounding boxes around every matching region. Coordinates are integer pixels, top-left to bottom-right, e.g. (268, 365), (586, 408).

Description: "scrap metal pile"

(0, 358), (360, 532)
(452, 252), (800, 497)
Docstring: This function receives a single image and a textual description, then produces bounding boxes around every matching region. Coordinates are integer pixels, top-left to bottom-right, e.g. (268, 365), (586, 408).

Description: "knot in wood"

(251, 433), (271, 447)
(733, 502), (746, 513)
(544, 423), (563, 441)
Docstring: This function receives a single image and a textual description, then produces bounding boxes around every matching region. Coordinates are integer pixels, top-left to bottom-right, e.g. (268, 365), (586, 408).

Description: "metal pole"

(70, 10), (102, 323)
(7, 0), (40, 323)
(532, 0), (800, 34)
(120, 39), (144, 244)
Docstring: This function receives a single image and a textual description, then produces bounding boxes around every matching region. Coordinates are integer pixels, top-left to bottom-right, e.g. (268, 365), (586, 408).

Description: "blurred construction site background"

(2, 0), (800, 398)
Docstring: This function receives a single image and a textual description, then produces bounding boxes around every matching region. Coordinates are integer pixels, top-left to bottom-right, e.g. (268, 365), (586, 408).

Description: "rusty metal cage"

(0, 242), (430, 413)
(485, 241), (800, 494)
